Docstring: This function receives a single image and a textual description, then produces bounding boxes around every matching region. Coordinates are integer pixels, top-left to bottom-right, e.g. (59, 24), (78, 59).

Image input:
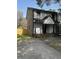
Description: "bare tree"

(20, 17), (27, 29)
(17, 10), (23, 27)
(36, 0), (61, 8)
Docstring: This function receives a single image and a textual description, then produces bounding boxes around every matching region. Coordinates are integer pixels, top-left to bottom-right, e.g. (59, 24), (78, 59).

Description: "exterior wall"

(26, 8), (33, 36)
(57, 13), (61, 23)
(57, 13), (61, 35)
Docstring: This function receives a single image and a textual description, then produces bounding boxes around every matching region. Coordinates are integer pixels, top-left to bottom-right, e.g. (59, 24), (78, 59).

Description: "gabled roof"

(44, 16), (54, 24)
(27, 7), (58, 14)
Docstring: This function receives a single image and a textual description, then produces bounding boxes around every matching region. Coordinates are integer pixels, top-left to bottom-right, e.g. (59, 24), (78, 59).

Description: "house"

(26, 7), (61, 37)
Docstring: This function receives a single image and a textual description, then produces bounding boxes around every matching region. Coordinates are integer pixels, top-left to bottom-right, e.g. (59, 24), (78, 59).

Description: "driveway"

(17, 39), (61, 59)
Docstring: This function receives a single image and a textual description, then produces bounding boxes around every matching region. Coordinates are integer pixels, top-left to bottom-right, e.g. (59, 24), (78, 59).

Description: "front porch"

(32, 23), (59, 38)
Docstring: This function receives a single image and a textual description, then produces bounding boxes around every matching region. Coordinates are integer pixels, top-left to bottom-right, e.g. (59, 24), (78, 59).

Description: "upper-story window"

(34, 11), (40, 19)
(40, 13), (48, 19)
(34, 11), (49, 20)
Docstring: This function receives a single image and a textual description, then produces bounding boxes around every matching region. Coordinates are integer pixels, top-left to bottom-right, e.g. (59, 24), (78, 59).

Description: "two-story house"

(26, 7), (61, 37)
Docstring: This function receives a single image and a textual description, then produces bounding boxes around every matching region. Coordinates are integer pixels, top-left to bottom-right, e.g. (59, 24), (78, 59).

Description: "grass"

(17, 34), (32, 41)
(49, 39), (61, 51)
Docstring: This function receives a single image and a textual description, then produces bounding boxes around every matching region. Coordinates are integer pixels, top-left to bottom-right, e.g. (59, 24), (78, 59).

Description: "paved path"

(17, 39), (61, 59)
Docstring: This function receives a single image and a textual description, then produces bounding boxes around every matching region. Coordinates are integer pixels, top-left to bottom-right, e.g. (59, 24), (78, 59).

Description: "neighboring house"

(26, 7), (61, 37)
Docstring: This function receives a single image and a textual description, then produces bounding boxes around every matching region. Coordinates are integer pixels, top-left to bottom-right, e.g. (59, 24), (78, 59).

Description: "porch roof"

(44, 17), (54, 24)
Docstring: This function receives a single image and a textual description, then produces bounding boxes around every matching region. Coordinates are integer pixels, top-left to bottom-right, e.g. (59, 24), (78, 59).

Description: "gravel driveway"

(17, 39), (61, 59)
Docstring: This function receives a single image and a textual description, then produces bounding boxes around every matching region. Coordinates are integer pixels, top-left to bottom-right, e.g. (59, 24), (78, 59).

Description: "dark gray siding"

(26, 8), (33, 36)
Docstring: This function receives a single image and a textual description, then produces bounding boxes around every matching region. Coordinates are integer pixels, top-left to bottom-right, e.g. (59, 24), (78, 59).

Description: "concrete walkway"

(17, 39), (61, 59)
